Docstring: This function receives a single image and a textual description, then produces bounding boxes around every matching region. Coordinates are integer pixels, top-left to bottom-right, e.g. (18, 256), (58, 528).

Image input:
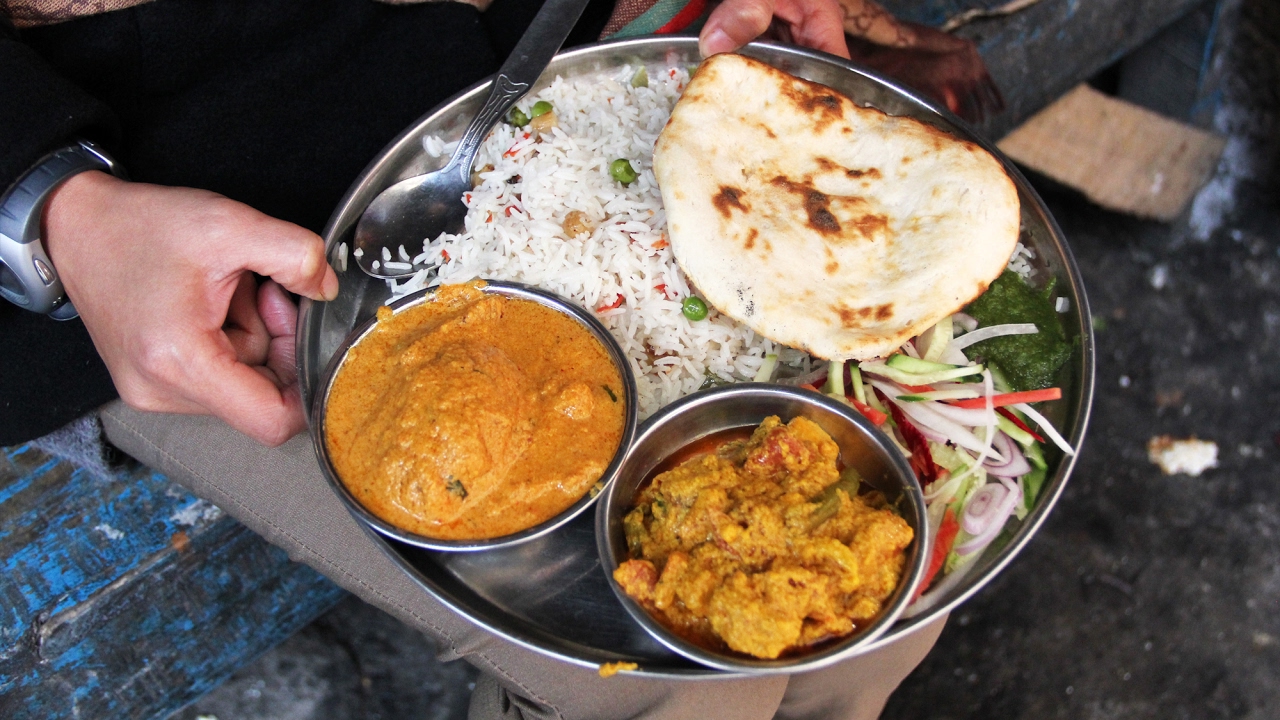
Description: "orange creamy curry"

(614, 416), (912, 659)
(325, 281), (626, 540)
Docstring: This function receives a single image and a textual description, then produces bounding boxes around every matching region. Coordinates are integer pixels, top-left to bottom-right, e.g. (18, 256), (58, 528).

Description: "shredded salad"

(755, 312), (1074, 616)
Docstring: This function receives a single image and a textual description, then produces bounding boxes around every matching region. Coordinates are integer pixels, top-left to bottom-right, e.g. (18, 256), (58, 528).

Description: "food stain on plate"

(324, 281), (627, 541)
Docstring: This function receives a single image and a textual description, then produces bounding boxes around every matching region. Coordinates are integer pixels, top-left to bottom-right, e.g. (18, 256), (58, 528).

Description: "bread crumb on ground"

(1147, 436), (1218, 476)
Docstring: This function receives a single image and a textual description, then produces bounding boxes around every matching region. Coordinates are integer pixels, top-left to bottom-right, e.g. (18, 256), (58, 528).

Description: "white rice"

(386, 64), (1029, 419)
(389, 65), (807, 418)
(1006, 241), (1035, 280)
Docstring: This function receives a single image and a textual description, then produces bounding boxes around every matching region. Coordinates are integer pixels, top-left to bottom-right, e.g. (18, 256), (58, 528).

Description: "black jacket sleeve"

(0, 16), (120, 446)
(0, 16), (119, 190)
(0, 0), (615, 446)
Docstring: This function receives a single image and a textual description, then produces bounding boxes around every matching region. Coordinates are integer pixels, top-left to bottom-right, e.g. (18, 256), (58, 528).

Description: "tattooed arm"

(837, 0), (1005, 122)
(839, 0), (917, 47)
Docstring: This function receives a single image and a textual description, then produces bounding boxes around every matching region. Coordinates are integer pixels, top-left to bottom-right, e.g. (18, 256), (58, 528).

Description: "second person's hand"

(699, 0), (851, 60)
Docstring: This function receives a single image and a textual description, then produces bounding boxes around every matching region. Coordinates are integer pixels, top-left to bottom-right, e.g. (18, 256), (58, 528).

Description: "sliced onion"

(868, 381), (996, 458)
(984, 432), (1032, 477)
(952, 313), (979, 332)
(930, 382), (975, 393)
(913, 421), (951, 445)
(926, 370), (1002, 486)
(1011, 402), (1076, 456)
(960, 482), (1010, 535)
(902, 389), (982, 402)
(951, 323), (1039, 351)
(940, 342), (971, 366)
(954, 477), (1022, 556)
(901, 340), (921, 359)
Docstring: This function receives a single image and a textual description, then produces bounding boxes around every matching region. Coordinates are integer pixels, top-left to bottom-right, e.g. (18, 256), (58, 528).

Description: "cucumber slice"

(885, 354), (958, 373)
(858, 362), (984, 386)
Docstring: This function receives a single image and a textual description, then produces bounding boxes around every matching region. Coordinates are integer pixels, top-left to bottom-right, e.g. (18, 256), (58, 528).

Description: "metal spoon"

(352, 0), (593, 279)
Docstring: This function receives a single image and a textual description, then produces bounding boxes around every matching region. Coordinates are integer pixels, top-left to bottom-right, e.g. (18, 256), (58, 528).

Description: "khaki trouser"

(100, 400), (946, 720)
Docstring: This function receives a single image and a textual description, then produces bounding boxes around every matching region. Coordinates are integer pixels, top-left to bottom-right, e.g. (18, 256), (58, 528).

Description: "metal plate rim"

(297, 35), (1095, 676)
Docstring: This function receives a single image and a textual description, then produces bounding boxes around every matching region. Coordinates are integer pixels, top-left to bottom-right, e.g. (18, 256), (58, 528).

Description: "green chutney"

(963, 271), (1072, 391)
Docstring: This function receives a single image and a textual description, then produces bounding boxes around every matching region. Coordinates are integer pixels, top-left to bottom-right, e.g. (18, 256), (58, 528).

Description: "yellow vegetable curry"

(613, 416), (912, 659)
(325, 281), (626, 540)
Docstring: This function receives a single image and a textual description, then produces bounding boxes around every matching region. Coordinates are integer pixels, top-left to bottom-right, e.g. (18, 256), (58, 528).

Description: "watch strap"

(0, 140), (123, 320)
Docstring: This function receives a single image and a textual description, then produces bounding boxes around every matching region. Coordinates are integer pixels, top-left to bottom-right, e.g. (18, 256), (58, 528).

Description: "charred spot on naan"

(753, 121), (778, 139)
(769, 175), (890, 243)
(814, 157), (882, 181)
(834, 301), (896, 326)
(713, 186), (750, 218)
(833, 302), (895, 329)
(780, 80), (846, 132)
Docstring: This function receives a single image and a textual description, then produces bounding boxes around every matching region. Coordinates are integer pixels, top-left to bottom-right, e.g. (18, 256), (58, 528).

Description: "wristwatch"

(0, 139), (125, 320)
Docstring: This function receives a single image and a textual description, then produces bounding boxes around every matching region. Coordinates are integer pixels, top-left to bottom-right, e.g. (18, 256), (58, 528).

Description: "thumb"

(231, 216), (339, 302)
(700, 0), (777, 57)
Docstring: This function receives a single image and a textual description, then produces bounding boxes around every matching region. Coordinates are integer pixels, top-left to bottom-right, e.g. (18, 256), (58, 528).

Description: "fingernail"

(700, 29), (732, 58)
(321, 270), (340, 301)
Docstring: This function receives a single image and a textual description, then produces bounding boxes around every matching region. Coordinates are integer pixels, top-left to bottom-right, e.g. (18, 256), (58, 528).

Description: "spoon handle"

(444, 0), (594, 176)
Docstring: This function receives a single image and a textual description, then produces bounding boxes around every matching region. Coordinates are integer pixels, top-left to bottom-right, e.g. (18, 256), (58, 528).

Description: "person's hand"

(699, 0), (850, 59)
(43, 170), (339, 447)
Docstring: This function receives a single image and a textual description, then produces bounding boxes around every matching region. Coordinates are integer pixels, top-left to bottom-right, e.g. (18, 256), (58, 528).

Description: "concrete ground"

(172, 2), (1280, 718)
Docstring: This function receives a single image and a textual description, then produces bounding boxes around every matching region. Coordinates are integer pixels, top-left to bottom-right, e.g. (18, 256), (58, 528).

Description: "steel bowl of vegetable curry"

(314, 280), (638, 551)
(596, 383), (928, 673)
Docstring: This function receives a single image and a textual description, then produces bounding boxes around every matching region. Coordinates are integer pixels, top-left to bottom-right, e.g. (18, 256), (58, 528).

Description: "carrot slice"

(914, 508), (960, 601)
(947, 387), (1061, 409)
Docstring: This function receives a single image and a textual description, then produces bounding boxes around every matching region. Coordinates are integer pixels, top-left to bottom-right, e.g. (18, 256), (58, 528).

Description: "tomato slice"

(596, 295), (625, 312)
(914, 508), (960, 601)
(849, 399), (887, 426)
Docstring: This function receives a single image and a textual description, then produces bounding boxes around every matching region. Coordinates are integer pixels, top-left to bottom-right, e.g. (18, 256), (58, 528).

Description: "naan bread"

(653, 53), (1021, 360)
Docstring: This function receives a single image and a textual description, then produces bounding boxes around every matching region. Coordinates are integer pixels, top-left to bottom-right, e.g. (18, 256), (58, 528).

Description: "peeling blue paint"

(1, 445), (345, 718)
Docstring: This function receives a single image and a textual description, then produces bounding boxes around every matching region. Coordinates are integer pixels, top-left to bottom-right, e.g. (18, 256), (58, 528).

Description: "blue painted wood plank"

(0, 445), (346, 719)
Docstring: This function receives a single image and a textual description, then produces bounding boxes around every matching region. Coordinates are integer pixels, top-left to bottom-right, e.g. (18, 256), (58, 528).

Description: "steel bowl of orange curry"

(313, 279), (638, 551)
(596, 383), (928, 673)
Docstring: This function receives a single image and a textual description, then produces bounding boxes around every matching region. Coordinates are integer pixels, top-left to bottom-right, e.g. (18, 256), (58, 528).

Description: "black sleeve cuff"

(0, 16), (119, 192)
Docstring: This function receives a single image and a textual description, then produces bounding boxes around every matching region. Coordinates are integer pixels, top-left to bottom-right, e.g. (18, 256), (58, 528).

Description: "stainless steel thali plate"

(297, 36), (1095, 676)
